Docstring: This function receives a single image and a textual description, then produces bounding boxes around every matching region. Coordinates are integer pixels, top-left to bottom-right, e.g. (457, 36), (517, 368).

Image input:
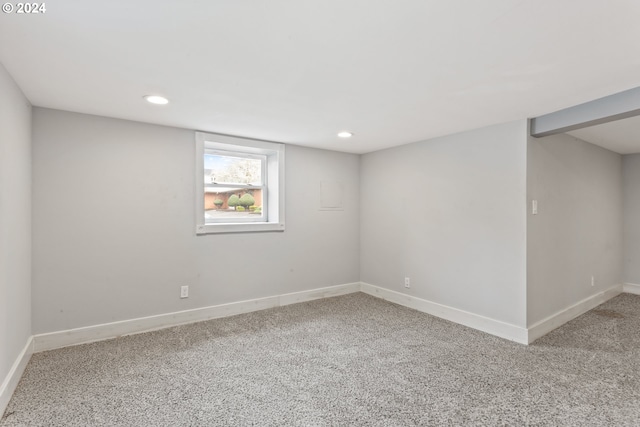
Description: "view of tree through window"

(204, 153), (265, 221)
(205, 154), (262, 185)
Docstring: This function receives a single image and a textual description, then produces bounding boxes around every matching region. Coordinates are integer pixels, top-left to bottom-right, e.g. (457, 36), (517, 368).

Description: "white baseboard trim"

(360, 282), (529, 345)
(280, 282), (360, 306)
(527, 284), (623, 344)
(33, 282), (360, 353)
(29, 280), (634, 356)
(0, 336), (33, 418)
(623, 282), (640, 295)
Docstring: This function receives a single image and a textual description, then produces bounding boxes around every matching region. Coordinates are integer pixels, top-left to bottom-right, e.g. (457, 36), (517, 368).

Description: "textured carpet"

(2, 292), (640, 426)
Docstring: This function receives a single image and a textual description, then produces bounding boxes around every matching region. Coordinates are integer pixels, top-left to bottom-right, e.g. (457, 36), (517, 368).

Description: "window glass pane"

(204, 154), (262, 185)
(196, 132), (284, 233)
(204, 189), (264, 221)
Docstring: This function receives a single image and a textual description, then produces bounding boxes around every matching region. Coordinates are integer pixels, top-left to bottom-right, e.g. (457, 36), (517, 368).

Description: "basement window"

(195, 132), (285, 234)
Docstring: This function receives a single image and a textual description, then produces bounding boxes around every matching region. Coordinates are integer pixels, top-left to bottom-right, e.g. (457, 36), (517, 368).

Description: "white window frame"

(196, 132), (285, 234)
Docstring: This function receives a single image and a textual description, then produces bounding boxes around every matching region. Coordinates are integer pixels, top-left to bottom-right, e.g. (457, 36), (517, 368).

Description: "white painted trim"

(360, 282), (529, 345)
(195, 131), (285, 235)
(623, 282), (640, 295)
(279, 282), (360, 306)
(0, 336), (33, 418)
(28, 281), (636, 356)
(33, 282), (360, 353)
(527, 284), (623, 344)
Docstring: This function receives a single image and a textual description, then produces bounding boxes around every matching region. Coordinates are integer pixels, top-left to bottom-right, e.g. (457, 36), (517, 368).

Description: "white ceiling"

(568, 116), (640, 155)
(2, 1), (640, 154)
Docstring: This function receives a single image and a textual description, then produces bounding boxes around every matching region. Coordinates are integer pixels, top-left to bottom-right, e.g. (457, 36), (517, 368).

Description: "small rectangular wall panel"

(320, 181), (344, 211)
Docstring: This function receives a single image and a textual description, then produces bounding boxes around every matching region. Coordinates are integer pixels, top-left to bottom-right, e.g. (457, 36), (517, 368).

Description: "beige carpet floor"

(2, 292), (640, 426)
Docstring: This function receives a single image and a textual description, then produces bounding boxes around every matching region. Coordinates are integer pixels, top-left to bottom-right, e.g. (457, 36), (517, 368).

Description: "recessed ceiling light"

(337, 131), (353, 138)
(144, 95), (169, 105)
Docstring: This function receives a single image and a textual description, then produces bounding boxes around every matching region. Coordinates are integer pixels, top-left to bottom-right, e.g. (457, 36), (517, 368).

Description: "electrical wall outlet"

(404, 277), (410, 288)
(591, 276), (595, 287)
(180, 285), (189, 298)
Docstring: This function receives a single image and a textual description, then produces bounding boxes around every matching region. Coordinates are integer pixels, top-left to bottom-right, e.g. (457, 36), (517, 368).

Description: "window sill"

(196, 222), (286, 235)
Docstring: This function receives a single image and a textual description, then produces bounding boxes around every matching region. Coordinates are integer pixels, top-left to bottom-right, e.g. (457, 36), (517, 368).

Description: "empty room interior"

(2, 1), (640, 425)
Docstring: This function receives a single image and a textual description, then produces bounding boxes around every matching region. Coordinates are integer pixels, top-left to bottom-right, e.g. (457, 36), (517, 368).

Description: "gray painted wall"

(623, 154), (640, 285)
(32, 108), (360, 334)
(0, 64), (32, 383)
(527, 133), (622, 326)
(360, 120), (528, 327)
